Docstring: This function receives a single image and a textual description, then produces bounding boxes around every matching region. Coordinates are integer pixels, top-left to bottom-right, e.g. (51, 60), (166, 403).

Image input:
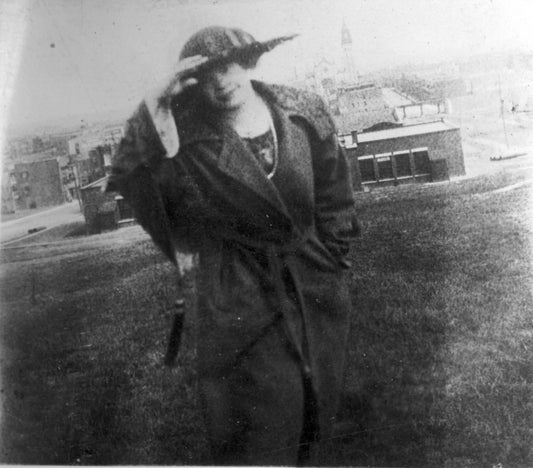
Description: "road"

(0, 202), (84, 245)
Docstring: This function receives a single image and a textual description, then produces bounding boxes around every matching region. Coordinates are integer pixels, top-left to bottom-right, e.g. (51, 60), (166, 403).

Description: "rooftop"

(333, 86), (407, 134)
(341, 120), (459, 147)
(357, 120), (459, 143)
(80, 176), (107, 191)
(335, 109), (395, 135)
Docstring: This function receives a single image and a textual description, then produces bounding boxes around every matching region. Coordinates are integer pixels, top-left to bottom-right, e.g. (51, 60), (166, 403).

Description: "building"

(79, 177), (134, 233)
(3, 158), (65, 212)
(385, 74), (468, 102)
(393, 99), (452, 122)
(1, 170), (16, 214)
(48, 130), (80, 157)
(340, 21), (357, 84)
(101, 124), (124, 147)
(6, 137), (33, 159)
(67, 123), (124, 186)
(335, 83), (397, 132)
(341, 119), (466, 191)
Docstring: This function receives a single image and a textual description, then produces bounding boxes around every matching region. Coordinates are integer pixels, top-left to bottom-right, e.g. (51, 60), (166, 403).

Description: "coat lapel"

(268, 100), (315, 227)
(176, 98), (294, 224)
(216, 122), (293, 222)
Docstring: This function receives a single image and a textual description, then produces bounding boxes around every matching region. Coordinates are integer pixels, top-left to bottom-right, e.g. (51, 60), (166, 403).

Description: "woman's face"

(196, 62), (252, 110)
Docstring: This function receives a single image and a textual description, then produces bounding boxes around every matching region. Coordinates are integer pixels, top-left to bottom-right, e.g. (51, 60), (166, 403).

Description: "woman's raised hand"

(159, 55), (209, 103)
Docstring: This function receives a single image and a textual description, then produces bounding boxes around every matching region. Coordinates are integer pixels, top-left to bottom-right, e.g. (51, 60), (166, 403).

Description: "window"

(376, 153), (393, 180)
(393, 151), (410, 178)
(358, 147), (432, 185)
(413, 148), (430, 175)
(358, 155), (376, 183)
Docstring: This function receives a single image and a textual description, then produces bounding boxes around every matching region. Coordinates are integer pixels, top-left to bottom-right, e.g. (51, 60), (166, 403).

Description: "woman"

(108, 26), (360, 465)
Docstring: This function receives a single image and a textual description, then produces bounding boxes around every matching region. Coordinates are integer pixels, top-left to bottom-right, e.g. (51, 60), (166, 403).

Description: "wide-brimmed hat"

(179, 26), (297, 70)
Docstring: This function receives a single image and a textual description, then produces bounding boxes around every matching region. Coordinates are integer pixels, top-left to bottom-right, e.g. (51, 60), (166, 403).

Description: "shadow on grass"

(0, 240), (208, 465)
(1, 293), (133, 464)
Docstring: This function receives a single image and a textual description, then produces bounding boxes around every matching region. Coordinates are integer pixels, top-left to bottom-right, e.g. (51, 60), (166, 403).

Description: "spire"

(341, 20), (357, 84)
(341, 20), (352, 46)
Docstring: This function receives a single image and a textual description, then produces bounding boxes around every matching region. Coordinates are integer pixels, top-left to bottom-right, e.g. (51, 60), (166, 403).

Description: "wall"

(336, 85), (395, 133)
(80, 184), (118, 233)
(346, 128), (465, 191)
(10, 159), (64, 210)
(1, 170), (15, 214)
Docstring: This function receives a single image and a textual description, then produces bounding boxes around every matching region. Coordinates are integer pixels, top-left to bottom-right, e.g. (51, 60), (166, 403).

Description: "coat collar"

(216, 119), (294, 223)
(251, 81), (337, 141)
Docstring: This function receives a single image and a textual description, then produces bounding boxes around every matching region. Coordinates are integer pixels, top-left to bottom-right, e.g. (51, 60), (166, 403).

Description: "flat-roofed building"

(4, 158), (65, 211)
(80, 177), (135, 233)
(340, 119), (466, 191)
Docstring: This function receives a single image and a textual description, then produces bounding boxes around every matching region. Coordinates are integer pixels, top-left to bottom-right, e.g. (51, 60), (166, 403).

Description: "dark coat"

(109, 81), (360, 449)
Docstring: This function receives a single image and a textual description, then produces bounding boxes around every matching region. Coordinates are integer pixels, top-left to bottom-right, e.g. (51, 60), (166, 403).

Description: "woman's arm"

(312, 132), (361, 268)
(105, 55), (208, 262)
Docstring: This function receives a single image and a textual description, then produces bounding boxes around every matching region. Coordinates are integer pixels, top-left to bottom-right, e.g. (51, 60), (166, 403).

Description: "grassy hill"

(1, 168), (532, 466)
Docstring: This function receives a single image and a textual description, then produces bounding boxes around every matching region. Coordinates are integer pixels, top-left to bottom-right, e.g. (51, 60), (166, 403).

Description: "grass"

(1, 168), (532, 466)
(1, 231), (209, 464)
(339, 169), (533, 466)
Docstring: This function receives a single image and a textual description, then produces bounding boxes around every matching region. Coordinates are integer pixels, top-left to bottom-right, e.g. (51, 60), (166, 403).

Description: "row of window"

(358, 148), (431, 184)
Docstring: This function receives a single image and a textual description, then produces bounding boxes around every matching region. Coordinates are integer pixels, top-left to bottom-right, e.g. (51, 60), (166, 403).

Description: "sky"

(1, 0), (533, 136)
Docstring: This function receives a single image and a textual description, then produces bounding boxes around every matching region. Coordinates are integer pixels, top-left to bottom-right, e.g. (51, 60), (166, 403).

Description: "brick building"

(335, 84), (396, 131)
(5, 158), (65, 211)
(341, 120), (465, 191)
(80, 177), (134, 233)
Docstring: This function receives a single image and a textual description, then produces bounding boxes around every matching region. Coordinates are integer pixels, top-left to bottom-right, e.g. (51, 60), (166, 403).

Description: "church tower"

(341, 21), (357, 84)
